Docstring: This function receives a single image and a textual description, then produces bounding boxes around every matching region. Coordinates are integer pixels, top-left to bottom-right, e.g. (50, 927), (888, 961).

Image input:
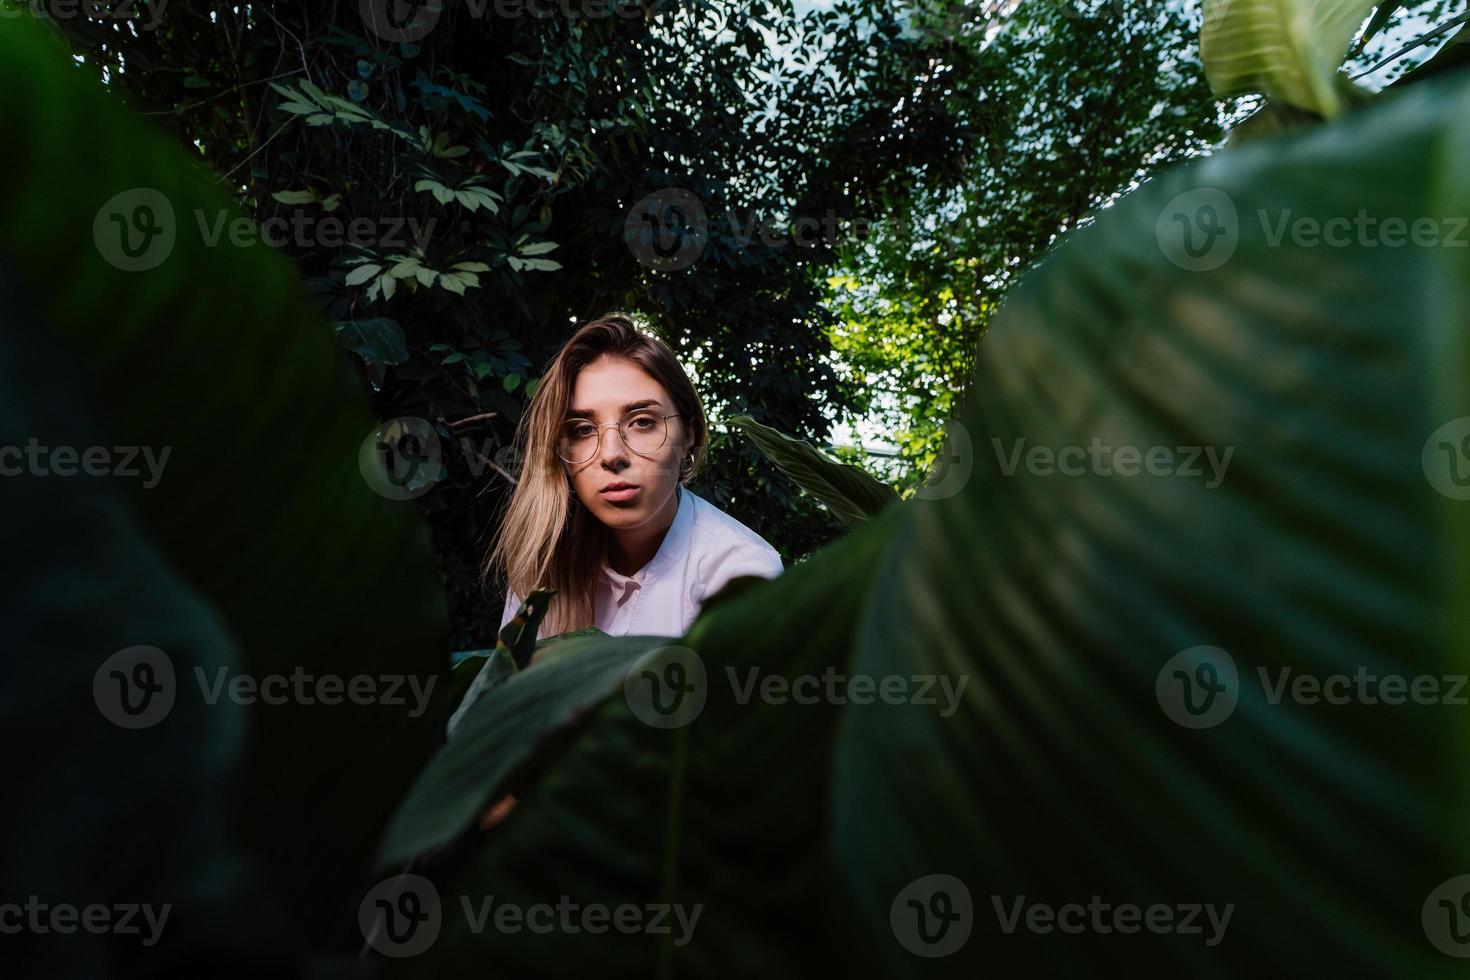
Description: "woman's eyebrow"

(565, 399), (662, 419)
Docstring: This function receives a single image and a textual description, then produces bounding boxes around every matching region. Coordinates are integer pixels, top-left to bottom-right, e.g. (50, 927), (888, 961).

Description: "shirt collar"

(599, 486), (694, 595)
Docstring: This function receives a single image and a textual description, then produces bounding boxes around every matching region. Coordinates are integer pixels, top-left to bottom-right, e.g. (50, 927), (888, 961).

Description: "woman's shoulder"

(683, 489), (782, 571)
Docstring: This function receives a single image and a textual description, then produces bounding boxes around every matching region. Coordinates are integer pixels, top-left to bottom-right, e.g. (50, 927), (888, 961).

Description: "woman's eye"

(628, 416), (656, 430)
(570, 424), (596, 438)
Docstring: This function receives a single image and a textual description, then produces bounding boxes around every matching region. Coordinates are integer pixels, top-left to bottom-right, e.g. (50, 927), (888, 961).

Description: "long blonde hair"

(484, 315), (709, 635)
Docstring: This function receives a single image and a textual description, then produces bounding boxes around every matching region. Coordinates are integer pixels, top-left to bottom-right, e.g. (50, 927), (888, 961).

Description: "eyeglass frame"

(556, 411), (686, 465)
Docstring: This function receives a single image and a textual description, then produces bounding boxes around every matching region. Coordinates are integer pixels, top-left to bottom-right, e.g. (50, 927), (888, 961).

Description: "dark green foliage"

(0, 14), (446, 947)
(379, 60), (1470, 979)
(57, 0), (957, 646)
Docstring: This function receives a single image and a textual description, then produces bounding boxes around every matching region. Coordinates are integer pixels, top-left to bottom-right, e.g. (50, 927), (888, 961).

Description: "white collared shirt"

(499, 486), (783, 639)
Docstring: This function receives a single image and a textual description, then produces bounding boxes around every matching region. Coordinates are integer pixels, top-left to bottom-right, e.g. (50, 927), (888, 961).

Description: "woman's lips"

(599, 483), (640, 503)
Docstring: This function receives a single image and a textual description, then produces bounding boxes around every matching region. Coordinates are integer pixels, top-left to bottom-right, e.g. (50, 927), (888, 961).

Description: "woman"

(486, 314), (783, 640)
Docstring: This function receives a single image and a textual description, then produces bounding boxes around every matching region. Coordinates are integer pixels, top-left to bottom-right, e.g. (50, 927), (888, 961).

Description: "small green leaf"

(726, 415), (899, 526)
(298, 79), (332, 106)
(270, 189), (320, 206)
(344, 263), (381, 286)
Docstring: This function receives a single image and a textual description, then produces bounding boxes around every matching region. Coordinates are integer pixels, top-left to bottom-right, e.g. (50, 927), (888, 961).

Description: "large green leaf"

(0, 13), (447, 943)
(374, 515), (903, 976)
(0, 257), (300, 976)
(836, 66), (1470, 975)
(726, 414), (899, 525)
(373, 52), (1470, 980)
(1201, 0), (1379, 115)
(379, 631), (659, 867)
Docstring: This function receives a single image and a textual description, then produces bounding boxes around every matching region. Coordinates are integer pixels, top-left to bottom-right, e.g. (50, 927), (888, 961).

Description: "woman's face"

(561, 355), (688, 533)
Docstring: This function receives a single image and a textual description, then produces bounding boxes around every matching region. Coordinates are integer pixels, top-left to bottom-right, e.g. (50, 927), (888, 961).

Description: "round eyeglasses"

(557, 411), (682, 464)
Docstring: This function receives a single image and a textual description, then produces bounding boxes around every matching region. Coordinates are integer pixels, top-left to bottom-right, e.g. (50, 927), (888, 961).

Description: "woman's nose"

(597, 425), (628, 466)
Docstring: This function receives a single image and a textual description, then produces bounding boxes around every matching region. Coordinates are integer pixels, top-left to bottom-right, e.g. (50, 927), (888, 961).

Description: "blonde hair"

(484, 314), (708, 635)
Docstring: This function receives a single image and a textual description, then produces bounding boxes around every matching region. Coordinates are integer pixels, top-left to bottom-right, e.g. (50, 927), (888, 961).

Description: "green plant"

(0, 12), (457, 951)
(57, 0), (960, 646)
(8, 0), (1470, 976)
(370, 23), (1470, 980)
